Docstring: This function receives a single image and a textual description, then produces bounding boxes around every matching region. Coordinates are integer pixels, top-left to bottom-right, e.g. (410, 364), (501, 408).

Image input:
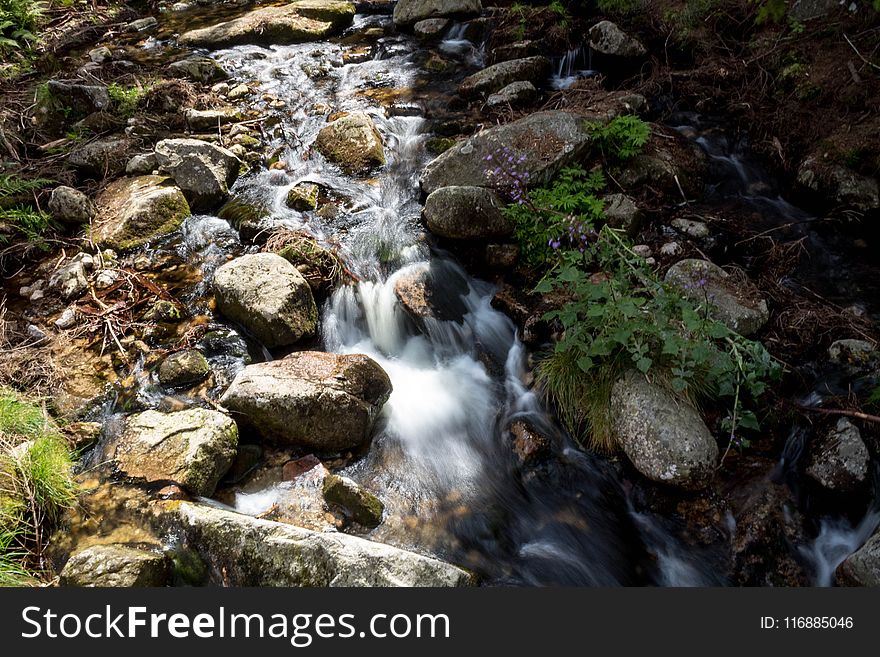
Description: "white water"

(550, 45), (596, 90)
(801, 510), (880, 586)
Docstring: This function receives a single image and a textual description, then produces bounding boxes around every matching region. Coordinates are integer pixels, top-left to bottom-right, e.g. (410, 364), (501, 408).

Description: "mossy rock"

(286, 183), (320, 211)
(314, 111), (385, 174)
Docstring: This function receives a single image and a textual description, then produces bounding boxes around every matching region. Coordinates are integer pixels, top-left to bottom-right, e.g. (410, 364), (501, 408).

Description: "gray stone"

(837, 531), (880, 587)
(589, 20), (647, 57)
(423, 185), (511, 239)
(92, 176), (190, 251)
(48, 186), (96, 225)
(610, 371), (718, 489)
(127, 17), (158, 32)
(797, 158), (879, 212)
(789, 0), (840, 22)
(104, 408), (238, 496)
(60, 545), (169, 587)
(322, 473), (384, 526)
(48, 253), (92, 300)
(314, 111), (385, 174)
(163, 501), (473, 586)
(806, 418), (870, 492)
(88, 46), (113, 64)
(68, 136), (136, 178)
(413, 17), (450, 38)
(213, 253), (318, 348)
(459, 57), (549, 98)
(179, 1), (355, 48)
(220, 351), (392, 452)
(184, 108), (240, 131)
(393, 0), (481, 27)
(486, 80), (538, 108)
(420, 110), (593, 195)
(671, 217), (710, 238)
(47, 80), (110, 116)
(154, 138), (240, 211)
(603, 193), (644, 236)
(665, 259), (769, 337)
(828, 339), (879, 371)
(125, 152), (158, 175)
(168, 56), (229, 83)
(159, 350), (211, 387)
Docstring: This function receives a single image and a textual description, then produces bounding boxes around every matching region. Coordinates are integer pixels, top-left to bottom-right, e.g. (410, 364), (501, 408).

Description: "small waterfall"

(800, 510), (880, 586)
(439, 22), (486, 67)
(550, 44), (595, 90)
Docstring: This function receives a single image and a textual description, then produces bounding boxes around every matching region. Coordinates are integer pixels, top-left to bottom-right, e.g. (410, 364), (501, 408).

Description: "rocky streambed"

(1, 0), (879, 587)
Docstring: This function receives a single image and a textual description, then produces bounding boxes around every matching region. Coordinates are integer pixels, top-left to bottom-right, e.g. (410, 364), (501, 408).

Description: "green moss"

(426, 137), (455, 155)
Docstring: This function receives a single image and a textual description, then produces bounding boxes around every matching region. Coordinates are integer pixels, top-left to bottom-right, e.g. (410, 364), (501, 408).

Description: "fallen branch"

(796, 404), (880, 425)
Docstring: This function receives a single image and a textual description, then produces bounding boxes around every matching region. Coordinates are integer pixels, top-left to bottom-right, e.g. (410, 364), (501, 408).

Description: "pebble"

(660, 241), (683, 256)
(55, 307), (78, 330)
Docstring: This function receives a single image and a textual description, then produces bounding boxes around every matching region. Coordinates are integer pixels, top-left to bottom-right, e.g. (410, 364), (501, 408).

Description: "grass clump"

(0, 387), (77, 586)
(107, 82), (145, 119)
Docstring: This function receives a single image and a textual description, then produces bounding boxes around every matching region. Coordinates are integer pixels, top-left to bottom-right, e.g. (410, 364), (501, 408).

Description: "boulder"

(220, 351), (392, 452)
(212, 253), (318, 348)
(48, 186), (96, 225)
(68, 136), (136, 178)
(420, 110), (592, 195)
(286, 182), (320, 210)
(664, 259), (769, 337)
(179, 1), (355, 48)
(413, 17), (450, 38)
(322, 473), (384, 526)
(184, 108), (240, 131)
(588, 20), (647, 58)
(314, 111), (385, 174)
(60, 545), (169, 587)
(827, 339), (879, 371)
(163, 501), (473, 586)
(602, 193), (644, 236)
(167, 56), (229, 83)
(458, 56), (550, 98)
(92, 176), (190, 251)
(610, 371), (718, 488)
(154, 138), (241, 212)
(104, 408), (238, 496)
(46, 80), (110, 116)
(805, 418), (870, 492)
(159, 349), (211, 387)
(393, 261), (469, 324)
(796, 158), (879, 212)
(393, 0), (481, 27)
(423, 185), (512, 239)
(836, 531), (880, 587)
(486, 80), (538, 108)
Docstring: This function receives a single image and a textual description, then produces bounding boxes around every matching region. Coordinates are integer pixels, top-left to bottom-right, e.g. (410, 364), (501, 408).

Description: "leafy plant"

(0, 174), (52, 199)
(589, 115), (651, 161)
(752, 0), (786, 24)
(0, 0), (42, 52)
(107, 82), (144, 119)
(0, 206), (56, 248)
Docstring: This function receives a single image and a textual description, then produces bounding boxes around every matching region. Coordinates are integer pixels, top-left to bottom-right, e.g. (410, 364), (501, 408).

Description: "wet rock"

(46, 79), (110, 116)
(314, 111), (385, 174)
(836, 531), (880, 586)
(47, 186), (96, 225)
(413, 17), (450, 38)
(423, 185), (511, 239)
(92, 176), (190, 251)
(588, 20), (647, 58)
(796, 158), (879, 212)
(154, 138), (241, 212)
(509, 420), (551, 465)
(213, 253), (318, 347)
(602, 193), (643, 236)
(60, 545), (169, 587)
(806, 418), (870, 492)
(665, 259), (769, 337)
(459, 56), (550, 98)
(220, 351), (392, 452)
(184, 108), (240, 131)
(168, 56), (229, 83)
(225, 444), (263, 484)
(68, 136), (136, 178)
(162, 501), (473, 586)
(486, 80), (538, 108)
(179, 1), (355, 48)
(48, 253), (92, 300)
(393, 0), (481, 27)
(217, 195), (271, 242)
(420, 110), (593, 195)
(827, 339), (879, 371)
(286, 182), (319, 210)
(610, 371), (718, 489)
(393, 261), (469, 324)
(104, 408), (238, 496)
(426, 136), (456, 155)
(322, 473), (384, 526)
(282, 454), (322, 480)
(159, 349), (211, 387)
(127, 17), (158, 32)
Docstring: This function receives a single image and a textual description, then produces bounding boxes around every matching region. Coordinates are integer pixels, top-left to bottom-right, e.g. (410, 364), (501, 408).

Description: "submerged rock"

(806, 418), (870, 492)
(322, 473), (384, 526)
(220, 351), (392, 452)
(393, 0), (481, 27)
(314, 111), (385, 174)
(92, 176), (190, 251)
(213, 253), (318, 348)
(420, 110), (593, 195)
(159, 349), (211, 388)
(458, 56), (550, 98)
(664, 259), (769, 337)
(48, 186), (96, 225)
(422, 185), (512, 239)
(154, 138), (240, 212)
(104, 408), (238, 496)
(588, 20), (647, 58)
(179, 1), (355, 48)
(610, 371), (718, 488)
(60, 545), (170, 587)
(163, 501), (473, 586)
(393, 261), (469, 324)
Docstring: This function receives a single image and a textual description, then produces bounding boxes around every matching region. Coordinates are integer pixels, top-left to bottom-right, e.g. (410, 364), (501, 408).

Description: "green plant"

(0, 206), (56, 248)
(752, 0), (786, 24)
(0, 174), (52, 199)
(596, 0), (644, 15)
(107, 82), (143, 119)
(588, 115), (651, 161)
(0, 0), (42, 52)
